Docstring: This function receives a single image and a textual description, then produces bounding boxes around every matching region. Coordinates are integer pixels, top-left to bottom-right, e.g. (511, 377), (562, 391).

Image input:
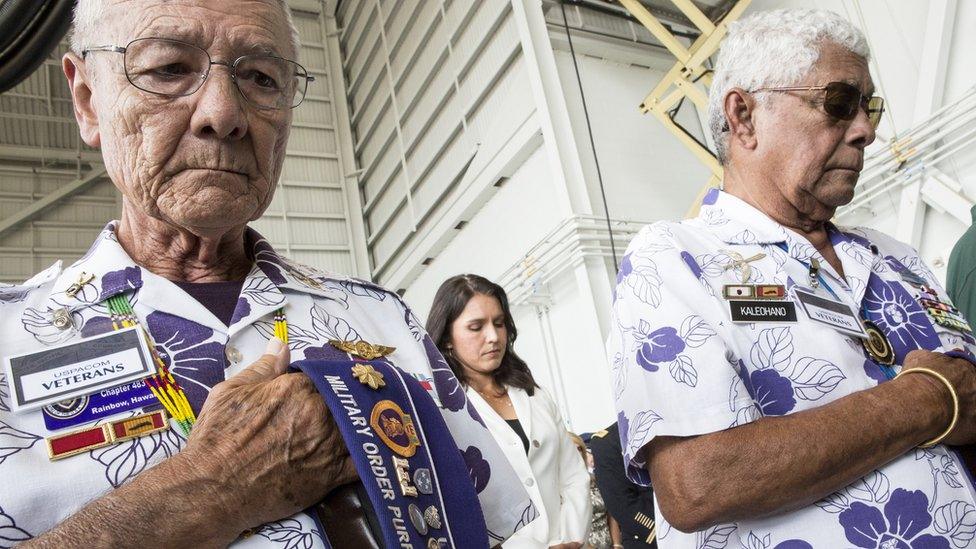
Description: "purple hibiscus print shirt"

(839, 489), (949, 548)
(609, 190), (976, 547)
(0, 222), (535, 548)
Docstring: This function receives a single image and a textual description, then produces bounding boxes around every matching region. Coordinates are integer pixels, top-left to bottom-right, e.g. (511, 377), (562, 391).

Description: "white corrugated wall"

(0, 1), (366, 283)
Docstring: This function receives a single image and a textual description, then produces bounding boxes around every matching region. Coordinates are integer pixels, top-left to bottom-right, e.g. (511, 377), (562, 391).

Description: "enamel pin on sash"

(371, 399), (422, 457)
(352, 363), (386, 389)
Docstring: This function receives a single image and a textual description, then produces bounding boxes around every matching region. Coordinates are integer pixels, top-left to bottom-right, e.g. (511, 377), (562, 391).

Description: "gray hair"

(707, 9), (870, 164)
(70, 0), (302, 58)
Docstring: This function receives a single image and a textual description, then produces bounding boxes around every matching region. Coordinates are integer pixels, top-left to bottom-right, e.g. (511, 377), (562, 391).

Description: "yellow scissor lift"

(616, 0), (752, 216)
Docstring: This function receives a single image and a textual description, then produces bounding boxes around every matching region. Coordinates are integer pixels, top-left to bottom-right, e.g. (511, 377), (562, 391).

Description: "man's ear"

(724, 87), (758, 152)
(62, 52), (101, 148)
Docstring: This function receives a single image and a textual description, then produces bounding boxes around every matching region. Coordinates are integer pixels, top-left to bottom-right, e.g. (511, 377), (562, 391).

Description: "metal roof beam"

(0, 168), (108, 240)
(0, 144), (103, 164)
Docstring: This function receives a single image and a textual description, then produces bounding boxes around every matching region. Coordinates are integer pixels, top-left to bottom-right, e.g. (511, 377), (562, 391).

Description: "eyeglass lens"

(823, 81), (884, 129)
(122, 37), (308, 109)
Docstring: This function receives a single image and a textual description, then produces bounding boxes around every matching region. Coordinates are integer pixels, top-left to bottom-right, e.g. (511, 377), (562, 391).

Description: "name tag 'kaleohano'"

(3, 326), (155, 413)
(729, 300), (798, 323)
(793, 288), (868, 339)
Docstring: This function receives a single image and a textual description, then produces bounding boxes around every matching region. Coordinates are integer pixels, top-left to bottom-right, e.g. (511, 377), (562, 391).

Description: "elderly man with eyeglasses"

(608, 9), (976, 547)
(0, 1), (534, 547)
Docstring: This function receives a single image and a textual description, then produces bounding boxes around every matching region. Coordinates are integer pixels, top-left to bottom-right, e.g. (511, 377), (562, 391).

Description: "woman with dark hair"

(427, 274), (592, 549)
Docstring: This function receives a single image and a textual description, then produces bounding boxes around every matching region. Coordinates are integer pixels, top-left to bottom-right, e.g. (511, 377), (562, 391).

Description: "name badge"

(3, 326), (155, 413)
(43, 379), (158, 431)
(729, 300), (797, 323)
(794, 288), (867, 339)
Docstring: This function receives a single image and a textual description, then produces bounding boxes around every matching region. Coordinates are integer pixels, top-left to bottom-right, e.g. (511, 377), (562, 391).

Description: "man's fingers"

(223, 337), (290, 387)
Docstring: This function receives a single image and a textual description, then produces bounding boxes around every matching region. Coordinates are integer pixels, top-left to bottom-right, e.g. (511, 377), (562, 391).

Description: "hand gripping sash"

(293, 358), (489, 549)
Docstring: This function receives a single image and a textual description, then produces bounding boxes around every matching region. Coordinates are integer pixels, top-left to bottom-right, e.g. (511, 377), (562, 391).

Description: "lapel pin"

(351, 363), (386, 390)
(722, 251), (765, 283)
(329, 339), (396, 360)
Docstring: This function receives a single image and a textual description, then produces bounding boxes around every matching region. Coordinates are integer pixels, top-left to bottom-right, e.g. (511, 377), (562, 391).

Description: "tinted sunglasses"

(752, 81), (885, 129)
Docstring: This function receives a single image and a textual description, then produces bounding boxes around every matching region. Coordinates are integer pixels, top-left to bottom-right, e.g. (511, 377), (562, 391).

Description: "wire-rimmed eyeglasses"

(82, 37), (315, 110)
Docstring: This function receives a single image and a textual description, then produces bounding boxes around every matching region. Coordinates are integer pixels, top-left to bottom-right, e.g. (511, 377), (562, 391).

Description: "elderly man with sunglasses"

(0, 1), (535, 547)
(608, 8), (976, 547)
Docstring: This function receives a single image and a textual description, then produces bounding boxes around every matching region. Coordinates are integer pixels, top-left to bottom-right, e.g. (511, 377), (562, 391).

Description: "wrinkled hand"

(901, 350), (976, 446)
(182, 337), (358, 534)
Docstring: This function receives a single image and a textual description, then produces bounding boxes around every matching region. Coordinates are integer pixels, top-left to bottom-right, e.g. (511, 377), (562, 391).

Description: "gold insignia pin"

(351, 363), (386, 390)
(370, 400), (421, 457)
(65, 272), (96, 298)
(393, 456), (419, 497)
(329, 339), (396, 360)
(722, 251), (765, 283)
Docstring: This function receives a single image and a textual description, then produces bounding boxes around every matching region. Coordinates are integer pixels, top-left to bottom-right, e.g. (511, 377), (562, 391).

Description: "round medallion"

(43, 395), (90, 419)
(408, 503), (428, 535)
(862, 319), (895, 365)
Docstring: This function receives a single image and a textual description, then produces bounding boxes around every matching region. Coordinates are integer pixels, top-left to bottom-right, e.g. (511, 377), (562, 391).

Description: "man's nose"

(847, 105), (877, 149)
(189, 64), (248, 140)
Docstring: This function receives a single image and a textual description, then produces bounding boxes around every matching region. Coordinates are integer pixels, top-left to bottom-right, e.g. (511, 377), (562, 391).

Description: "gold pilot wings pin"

(328, 339), (396, 360)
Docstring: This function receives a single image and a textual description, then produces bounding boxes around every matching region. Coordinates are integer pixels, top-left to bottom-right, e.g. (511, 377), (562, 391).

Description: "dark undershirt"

(506, 418), (530, 455)
(174, 280), (245, 327)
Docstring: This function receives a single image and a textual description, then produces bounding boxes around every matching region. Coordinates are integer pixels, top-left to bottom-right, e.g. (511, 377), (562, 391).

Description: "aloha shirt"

(0, 222), (534, 548)
(609, 189), (976, 549)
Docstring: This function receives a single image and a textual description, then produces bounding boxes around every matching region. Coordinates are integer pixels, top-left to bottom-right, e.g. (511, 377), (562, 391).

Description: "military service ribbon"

(106, 294), (195, 435)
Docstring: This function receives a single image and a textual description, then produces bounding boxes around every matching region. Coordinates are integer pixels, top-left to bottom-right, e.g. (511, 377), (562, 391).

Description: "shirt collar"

(699, 188), (879, 298)
(697, 188), (791, 245)
(247, 228), (370, 301)
(35, 222), (378, 333)
(43, 222), (144, 308)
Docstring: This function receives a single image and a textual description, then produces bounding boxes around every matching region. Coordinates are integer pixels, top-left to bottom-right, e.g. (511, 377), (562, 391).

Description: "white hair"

(707, 9), (870, 164)
(70, 0), (302, 58)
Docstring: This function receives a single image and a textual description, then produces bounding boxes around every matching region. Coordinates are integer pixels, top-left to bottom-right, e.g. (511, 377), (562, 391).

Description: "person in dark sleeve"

(947, 206), (976, 324)
(590, 423), (657, 548)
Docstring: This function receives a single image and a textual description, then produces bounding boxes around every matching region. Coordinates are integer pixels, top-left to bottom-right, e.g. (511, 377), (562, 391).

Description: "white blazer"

(468, 385), (592, 548)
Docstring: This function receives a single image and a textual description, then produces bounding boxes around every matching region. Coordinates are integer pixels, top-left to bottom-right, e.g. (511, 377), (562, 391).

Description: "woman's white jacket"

(467, 385), (592, 548)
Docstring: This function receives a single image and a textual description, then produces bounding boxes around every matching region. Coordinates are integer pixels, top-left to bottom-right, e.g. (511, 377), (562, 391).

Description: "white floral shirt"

(608, 189), (976, 549)
(0, 222), (533, 548)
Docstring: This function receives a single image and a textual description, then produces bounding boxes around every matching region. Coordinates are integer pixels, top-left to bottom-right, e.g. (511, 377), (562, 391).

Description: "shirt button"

(524, 478), (534, 487)
(225, 346), (242, 364)
(532, 440), (540, 448)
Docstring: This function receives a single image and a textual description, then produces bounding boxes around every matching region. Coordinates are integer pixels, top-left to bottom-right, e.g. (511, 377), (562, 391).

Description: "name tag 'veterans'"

(729, 300), (798, 323)
(3, 326), (155, 413)
(794, 288), (867, 339)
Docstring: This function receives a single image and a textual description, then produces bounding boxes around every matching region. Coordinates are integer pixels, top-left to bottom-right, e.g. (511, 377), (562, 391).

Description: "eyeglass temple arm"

(751, 85), (826, 93)
(81, 45), (125, 58)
